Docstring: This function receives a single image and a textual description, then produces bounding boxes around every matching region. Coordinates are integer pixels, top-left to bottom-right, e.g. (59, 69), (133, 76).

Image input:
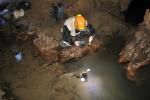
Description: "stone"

(60, 37), (102, 62)
(118, 9), (150, 80)
(33, 33), (59, 62)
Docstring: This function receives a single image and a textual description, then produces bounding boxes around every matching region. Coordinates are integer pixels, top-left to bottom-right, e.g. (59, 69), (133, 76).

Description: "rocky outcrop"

(60, 38), (101, 62)
(33, 34), (101, 63)
(118, 9), (150, 80)
(33, 34), (59, 63)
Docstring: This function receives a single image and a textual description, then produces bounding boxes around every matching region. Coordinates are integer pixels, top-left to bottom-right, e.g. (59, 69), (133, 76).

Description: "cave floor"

(1, 34), (150, 100)
(1, 0), (150, 100)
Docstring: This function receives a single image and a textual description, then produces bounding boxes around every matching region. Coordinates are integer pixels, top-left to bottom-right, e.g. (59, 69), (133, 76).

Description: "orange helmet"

(75, 14), (87, 30)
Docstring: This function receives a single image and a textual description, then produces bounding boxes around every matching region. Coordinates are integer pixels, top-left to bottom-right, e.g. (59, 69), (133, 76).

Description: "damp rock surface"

(33, 33), (102, 63)
(60, 37), (102, 62)
(119, 9), (150, 80)
(33, 33), (59, 62)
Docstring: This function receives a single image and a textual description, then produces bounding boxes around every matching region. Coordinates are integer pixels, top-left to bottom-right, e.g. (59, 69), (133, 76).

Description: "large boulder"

(60, 37), (102, 62)
(33, 34), (102, 63)
(118, 9), (150, 81)
(33, 33), (59, 63)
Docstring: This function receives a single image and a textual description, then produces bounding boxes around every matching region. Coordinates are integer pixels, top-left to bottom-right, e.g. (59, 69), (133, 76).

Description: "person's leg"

(62, 25), (71, 44)
(53, 6), (58, 21)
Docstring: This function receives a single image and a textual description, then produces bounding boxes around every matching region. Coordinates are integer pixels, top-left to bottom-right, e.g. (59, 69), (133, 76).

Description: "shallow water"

(66, 36), (150, 100)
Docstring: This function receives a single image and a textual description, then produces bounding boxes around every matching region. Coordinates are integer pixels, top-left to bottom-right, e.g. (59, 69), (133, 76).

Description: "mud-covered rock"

(119, 9), (150, 80)
(60, 37), (102, 62)
(33, 33), (59, 62)
(34, 33), (101, 63)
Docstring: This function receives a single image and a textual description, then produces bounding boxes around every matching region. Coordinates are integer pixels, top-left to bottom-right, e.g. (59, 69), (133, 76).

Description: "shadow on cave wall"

(125, 0), (150, 25)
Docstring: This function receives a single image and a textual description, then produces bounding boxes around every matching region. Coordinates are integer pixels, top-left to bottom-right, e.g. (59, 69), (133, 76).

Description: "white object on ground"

(80, 77), (85, 82)
(13, 9), (24, 19)
(86, 68), (91, 72)
(15, 52), (22, 62)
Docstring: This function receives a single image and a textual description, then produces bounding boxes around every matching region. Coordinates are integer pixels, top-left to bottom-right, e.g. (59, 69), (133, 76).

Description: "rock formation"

(33, 34), (101, 63)
(60, 37), (101, 62)
(118, 9), (150, 80)
(33, 33), (59, 63)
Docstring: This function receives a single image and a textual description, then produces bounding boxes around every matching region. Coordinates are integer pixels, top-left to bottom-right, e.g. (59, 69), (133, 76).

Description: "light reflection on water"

(66, 36), (150, 100)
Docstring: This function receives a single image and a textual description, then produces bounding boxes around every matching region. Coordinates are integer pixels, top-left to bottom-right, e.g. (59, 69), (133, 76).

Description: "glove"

(74, 41), (80, 47)
(88, 35), (95, 45)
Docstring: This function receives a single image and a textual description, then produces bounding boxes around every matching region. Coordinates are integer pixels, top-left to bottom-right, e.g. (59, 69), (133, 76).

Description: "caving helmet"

(75, 14), (87, 31)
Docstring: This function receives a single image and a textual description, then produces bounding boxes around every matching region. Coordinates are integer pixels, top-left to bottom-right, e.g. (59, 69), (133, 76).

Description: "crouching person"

(60, 14), (95, 48)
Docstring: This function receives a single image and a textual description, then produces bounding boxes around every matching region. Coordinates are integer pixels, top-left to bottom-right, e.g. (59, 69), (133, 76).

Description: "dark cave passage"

(125, 0), (150, 25)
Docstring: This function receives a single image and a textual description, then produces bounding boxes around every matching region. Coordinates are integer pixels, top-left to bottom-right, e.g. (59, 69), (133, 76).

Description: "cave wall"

(118, 9), (150, 81)
(50, 0), (129, 17)
(21, 0), (131, 40)
(61, 0), (128, 37)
